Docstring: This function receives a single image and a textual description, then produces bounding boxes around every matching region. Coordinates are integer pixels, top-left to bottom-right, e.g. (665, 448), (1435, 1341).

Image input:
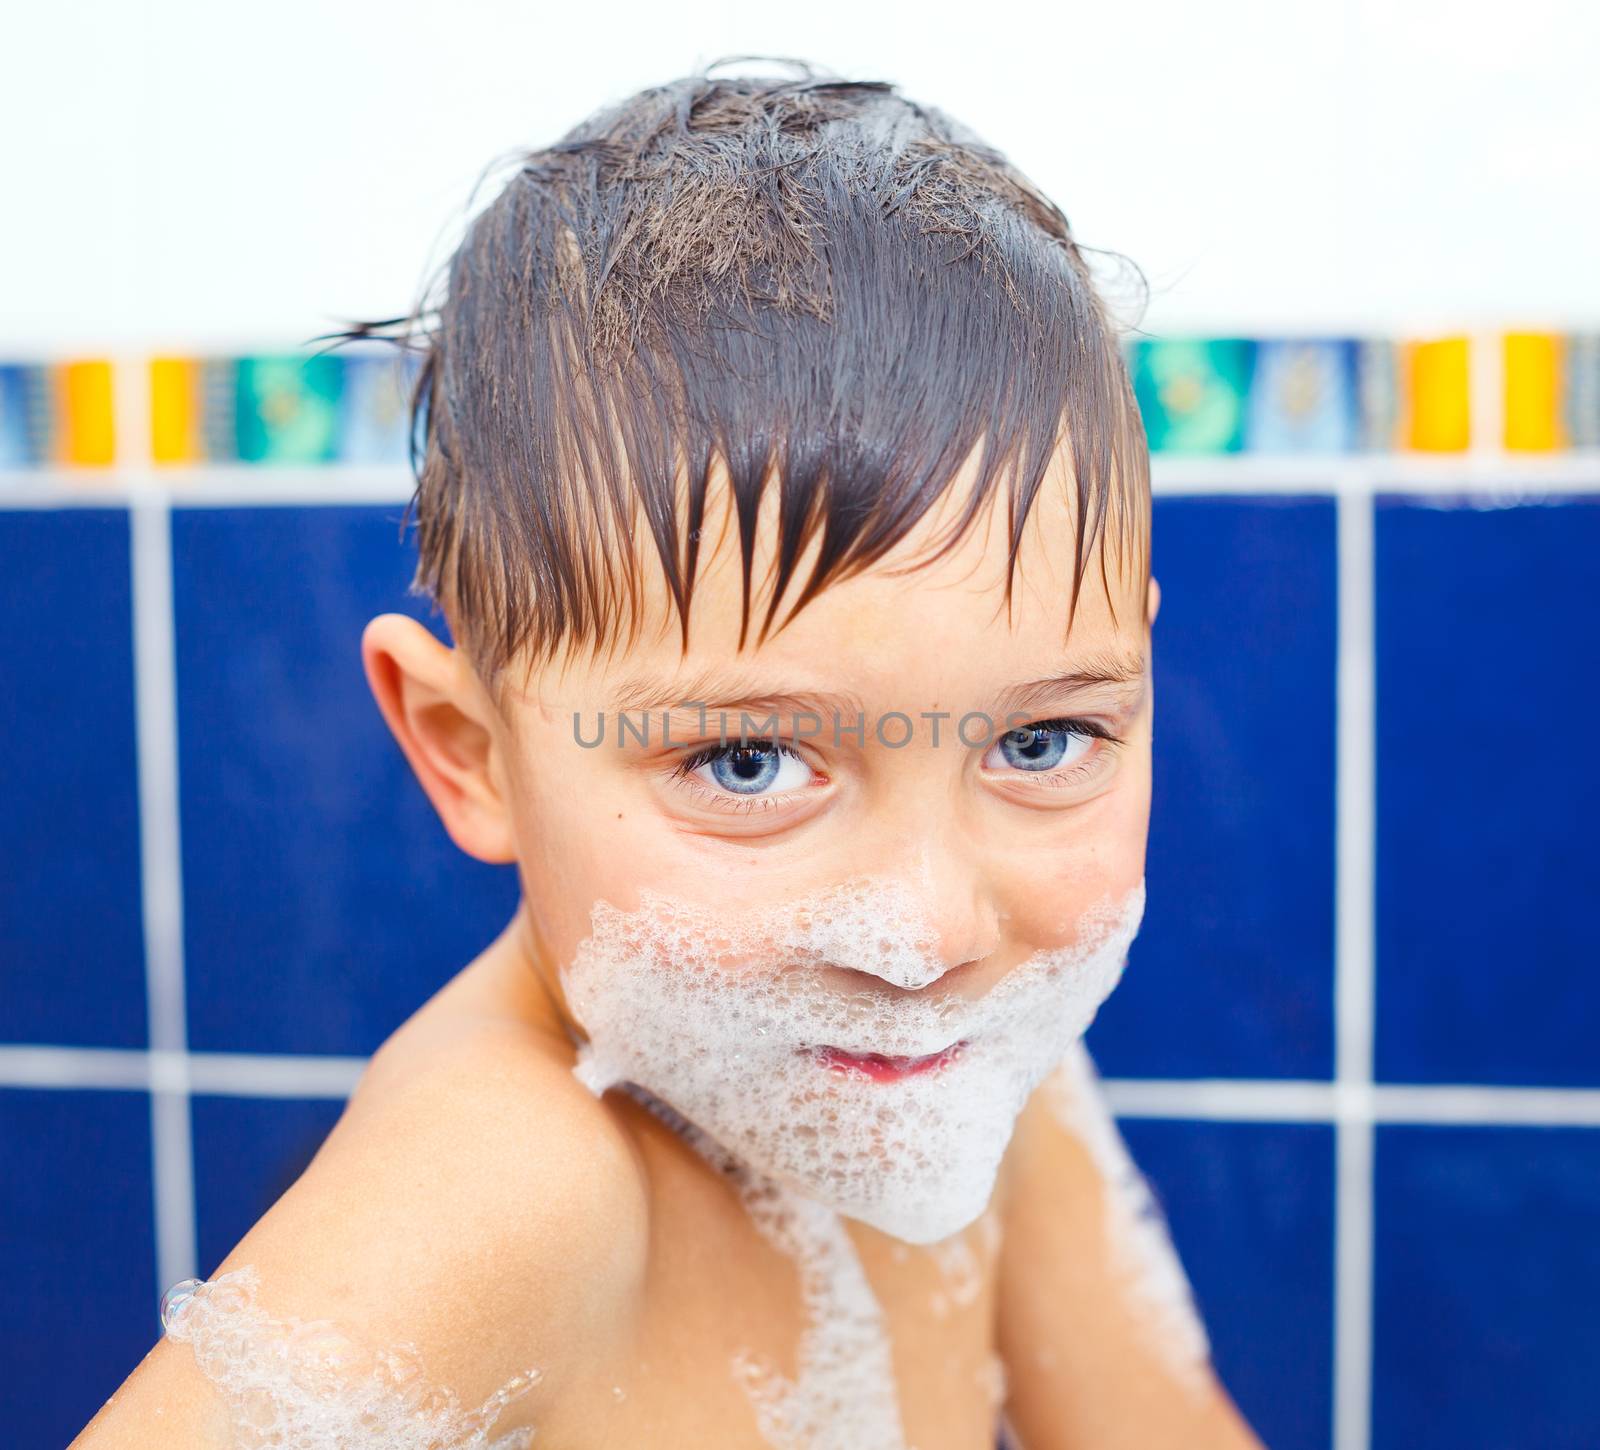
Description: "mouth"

(810, 1040), (968, 1083)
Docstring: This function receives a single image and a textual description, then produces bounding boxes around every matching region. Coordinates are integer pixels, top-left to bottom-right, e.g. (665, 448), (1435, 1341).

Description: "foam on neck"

(625, 1085), (909, 1450)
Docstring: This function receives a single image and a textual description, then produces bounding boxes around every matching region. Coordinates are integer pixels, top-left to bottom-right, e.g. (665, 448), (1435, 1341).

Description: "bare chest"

(533, 1143), (1008, 1449)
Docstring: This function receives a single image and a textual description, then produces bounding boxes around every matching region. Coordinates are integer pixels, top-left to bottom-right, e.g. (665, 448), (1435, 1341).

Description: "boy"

(75, 58), (1263, 1449)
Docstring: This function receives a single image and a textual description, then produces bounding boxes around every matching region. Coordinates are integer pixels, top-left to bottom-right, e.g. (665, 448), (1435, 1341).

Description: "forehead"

(533, 434), (1147, 705)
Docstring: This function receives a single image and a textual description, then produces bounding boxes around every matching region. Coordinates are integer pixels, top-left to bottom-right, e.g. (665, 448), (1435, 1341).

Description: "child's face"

(491, 439), (1156, 1026)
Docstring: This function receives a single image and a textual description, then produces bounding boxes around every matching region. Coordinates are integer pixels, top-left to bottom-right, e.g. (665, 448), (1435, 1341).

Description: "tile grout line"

(1470, 328), (1505, 464)
(1105, 1079), (1600, 1126)
(123, 350), (199, 1299)
(10, 1045), (1600, 1123)
(1333, 473), (1377, 1450)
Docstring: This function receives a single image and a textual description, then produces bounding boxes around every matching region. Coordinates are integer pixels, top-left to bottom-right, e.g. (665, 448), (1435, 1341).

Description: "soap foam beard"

(562, 874), (1146, 1244)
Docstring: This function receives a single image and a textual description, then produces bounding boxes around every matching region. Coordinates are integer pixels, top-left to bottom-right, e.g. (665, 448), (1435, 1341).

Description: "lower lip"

(813, 1041), (967, 1083)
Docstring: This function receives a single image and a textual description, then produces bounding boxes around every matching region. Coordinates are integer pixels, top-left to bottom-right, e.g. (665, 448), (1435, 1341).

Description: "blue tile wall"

(1123, 1118), (1337, 1450)
(1373, 1125), (1600, 1450)
(6, 486), (1597, 1448)
(192, 1094), (344, 1276)
(1375, 495), (1600, 1087)
(1088, 496), (1338, 1081)
(171, 506), (521, 1056)
(0, 1089), (158, 1446)
(0, 509), (147, 1047)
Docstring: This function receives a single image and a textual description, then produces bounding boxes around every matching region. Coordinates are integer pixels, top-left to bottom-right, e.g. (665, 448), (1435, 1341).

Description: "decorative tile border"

(1131, 334), (1597, 454)
(2, 334), (1598, 475)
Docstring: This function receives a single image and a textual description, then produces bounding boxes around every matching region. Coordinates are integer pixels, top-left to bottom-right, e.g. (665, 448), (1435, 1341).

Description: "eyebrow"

(607, 668), (867, 720)
(994, 647), (1149, 718)
(605, 647), (1147, 721)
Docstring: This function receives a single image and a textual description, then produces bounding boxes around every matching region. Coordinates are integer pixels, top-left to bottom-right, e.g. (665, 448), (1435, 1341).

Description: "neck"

(501, 900), (590, 1053)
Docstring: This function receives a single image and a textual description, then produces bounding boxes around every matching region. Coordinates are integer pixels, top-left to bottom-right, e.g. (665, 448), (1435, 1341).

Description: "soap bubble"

(159, 1277), (204, 1332)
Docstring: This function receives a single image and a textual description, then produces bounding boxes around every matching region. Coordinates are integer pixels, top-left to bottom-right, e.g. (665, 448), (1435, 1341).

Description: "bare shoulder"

(994, 1049), (1262, 1450)
(259, 1011), (653, 1373)
(352, 998), (653, 1234)
(73, 1010), (650, 1446)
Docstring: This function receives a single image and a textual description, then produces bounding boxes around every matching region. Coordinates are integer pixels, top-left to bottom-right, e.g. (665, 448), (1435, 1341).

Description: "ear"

(1146, 575), (1162, 627)
(361, 613), (518, 865)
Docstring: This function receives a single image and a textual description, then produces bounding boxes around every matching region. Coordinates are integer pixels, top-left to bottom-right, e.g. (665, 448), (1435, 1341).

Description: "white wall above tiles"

(5, 0), (1598, 350)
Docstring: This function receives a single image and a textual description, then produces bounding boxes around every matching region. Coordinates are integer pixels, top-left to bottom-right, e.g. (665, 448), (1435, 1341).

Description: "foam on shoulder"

(160, 1266), (541, 1448)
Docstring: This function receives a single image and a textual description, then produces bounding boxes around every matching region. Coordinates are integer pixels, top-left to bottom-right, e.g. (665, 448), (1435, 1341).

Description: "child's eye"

(673, 740), (815, 802)
(981, 718), (1121, 783)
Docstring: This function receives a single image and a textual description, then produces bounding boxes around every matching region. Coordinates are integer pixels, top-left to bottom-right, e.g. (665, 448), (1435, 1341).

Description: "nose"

(923, 838), (1004, 985)
(845, 839), (1003, 992)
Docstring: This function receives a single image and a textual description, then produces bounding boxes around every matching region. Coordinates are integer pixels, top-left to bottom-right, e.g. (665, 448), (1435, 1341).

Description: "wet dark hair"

(315, 56), (1151, 701)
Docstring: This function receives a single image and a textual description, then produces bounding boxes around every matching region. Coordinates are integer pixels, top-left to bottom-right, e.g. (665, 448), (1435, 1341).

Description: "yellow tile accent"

(1502, 332), (1566, 452)
(60, 360), (116, 465)
(1405, 337), (1471, 452)
(150, 356), (202, 462)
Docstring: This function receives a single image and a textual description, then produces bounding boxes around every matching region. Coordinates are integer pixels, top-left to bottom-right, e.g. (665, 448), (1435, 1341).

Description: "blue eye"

(984, 720), (1098, 774)
(684, 741), (813, 796)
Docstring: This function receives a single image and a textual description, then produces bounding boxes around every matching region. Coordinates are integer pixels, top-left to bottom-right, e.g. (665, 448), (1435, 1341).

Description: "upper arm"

(71, 1027), (650, 1448)
(995, 1044), (1262, 1450)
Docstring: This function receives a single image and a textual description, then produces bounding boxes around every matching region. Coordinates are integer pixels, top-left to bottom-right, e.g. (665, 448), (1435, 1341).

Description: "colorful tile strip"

(3, 338), (1599, 472)
(1503, 332), (1564, 452)
(148, 352), (418, 466)
(1130, 338), (1256, 453)
(1404, 337), (1472, 452)
(1243, 340), (1360, 453)
(0, 360), (116, 467)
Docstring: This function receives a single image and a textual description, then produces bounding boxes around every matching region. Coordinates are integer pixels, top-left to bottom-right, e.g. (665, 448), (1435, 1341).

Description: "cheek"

(1007, 751), (1152, 947)
(510, 764), (746, 971)
(507, 767), (648, 962)
(997, 835), (1149, 951)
